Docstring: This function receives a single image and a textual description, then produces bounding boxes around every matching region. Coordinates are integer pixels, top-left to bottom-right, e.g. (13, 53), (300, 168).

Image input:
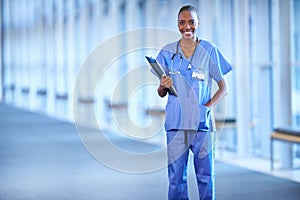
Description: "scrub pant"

(167, 130), (215, 200)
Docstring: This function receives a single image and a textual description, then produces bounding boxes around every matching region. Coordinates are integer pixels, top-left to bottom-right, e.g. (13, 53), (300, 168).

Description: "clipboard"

(145, 56), (178, 97)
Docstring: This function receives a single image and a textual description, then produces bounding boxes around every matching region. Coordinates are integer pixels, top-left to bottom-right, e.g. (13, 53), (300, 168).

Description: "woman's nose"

(184, 23), (191, 29)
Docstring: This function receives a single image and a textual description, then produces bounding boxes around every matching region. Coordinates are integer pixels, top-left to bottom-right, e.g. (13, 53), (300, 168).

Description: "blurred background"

(0, 0), (300, 180)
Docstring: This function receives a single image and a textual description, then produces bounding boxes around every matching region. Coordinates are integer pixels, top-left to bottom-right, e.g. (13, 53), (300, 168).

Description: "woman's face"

(177, 10), (199, 40)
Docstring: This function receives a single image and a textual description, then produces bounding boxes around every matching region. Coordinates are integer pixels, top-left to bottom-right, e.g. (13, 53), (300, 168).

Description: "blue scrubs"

(156, 40), (232, 200)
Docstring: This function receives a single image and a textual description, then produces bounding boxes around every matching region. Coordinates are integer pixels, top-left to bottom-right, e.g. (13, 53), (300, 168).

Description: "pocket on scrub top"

(165, 102), (181, 130)
(198, 105), (211, 131)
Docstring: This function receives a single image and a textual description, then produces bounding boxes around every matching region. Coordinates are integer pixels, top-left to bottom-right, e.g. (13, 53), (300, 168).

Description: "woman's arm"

(205, 78), (229, 108)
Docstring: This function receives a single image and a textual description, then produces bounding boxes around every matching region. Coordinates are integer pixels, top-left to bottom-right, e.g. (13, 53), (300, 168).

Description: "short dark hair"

(178, 5), (199, 20)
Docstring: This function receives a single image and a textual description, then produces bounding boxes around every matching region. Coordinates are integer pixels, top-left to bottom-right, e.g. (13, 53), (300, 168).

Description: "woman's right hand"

(160, 75), (173, 89)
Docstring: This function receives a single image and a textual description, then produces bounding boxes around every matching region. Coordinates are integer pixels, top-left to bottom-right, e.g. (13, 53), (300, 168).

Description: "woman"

(155, 5), (232, 200)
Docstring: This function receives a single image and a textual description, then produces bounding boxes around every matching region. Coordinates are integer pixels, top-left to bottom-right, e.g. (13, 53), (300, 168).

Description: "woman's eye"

(189, 20), (196, 25)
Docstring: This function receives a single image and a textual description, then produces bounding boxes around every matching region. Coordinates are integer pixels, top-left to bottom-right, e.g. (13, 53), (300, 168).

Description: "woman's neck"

(180, 37), (198, 47)
(179, 37), (198, 59)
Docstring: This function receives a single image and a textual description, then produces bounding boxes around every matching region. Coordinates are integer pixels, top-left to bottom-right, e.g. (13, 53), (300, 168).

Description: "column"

(233, 0), (252, 156)
(44, 0), (56, 115)
(35, 0), (48, 112)
(65, 0), (78, 121)
(1, 0), (14, 102)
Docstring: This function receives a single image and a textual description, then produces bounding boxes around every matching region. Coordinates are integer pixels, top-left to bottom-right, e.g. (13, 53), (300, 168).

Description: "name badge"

(192, 70), (205, 81)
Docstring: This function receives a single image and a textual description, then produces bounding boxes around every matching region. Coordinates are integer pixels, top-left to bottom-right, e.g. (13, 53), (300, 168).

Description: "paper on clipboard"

(145, 56), (178, 97)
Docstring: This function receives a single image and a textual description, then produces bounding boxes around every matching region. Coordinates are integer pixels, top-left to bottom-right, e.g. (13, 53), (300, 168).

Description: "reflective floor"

(216, 153), (300, 183)
(1, 103), (300, 200)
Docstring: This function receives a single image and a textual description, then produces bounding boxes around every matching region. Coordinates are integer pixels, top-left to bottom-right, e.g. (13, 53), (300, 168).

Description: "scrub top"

(156, 39), (232, 131)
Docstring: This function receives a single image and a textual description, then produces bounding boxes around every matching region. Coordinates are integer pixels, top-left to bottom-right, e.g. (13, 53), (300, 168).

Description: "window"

(291, 0), (300, 126)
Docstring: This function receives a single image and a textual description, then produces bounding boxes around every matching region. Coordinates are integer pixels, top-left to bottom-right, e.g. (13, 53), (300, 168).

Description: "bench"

(270, 127), (300, 170)
(215, 118), (236, 129)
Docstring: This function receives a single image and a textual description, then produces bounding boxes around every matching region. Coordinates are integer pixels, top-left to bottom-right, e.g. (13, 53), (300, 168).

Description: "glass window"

(291, 0), (300, 126)
(249, 0), (273, 156)
(292, 0), (300, 62)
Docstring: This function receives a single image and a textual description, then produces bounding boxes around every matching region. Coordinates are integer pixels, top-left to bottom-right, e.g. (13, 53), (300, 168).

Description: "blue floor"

(1, 103), (300, 200)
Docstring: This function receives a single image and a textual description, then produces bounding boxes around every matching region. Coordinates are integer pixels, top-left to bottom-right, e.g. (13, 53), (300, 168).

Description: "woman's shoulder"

(162, 40), (178, 51)
(199, 39), (217, 49)
(157, 41), (178, 57)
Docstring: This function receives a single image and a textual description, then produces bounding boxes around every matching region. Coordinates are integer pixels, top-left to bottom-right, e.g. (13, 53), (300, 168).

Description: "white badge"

(192, 70), (205, 81)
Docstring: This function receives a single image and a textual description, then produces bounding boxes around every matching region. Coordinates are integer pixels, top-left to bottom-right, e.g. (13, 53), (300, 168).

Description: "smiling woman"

(153, 4), (232, 200)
